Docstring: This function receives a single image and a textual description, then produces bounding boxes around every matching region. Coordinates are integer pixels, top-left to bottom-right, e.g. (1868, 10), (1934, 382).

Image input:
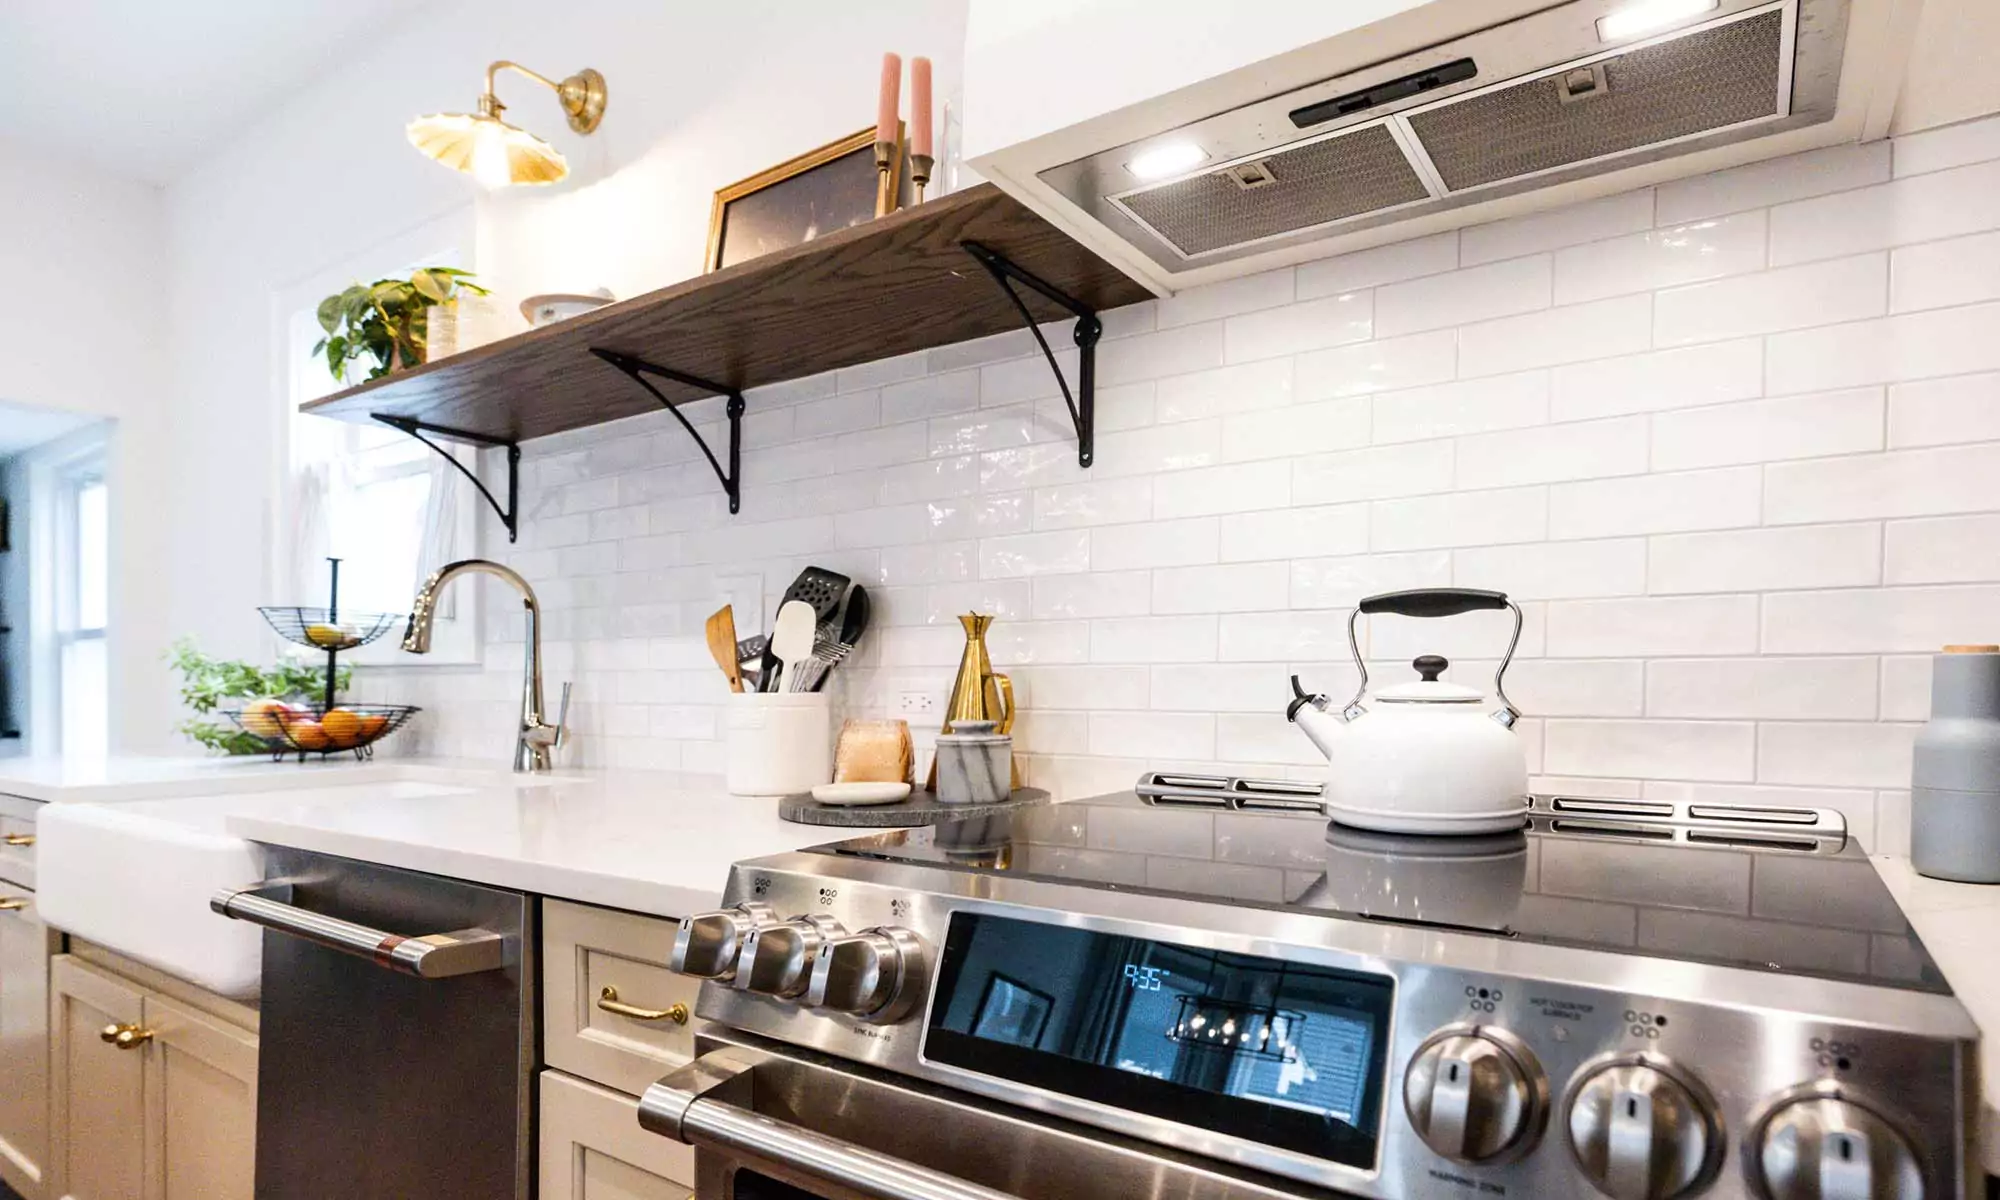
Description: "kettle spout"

(1287, 675), (1344, 761)
(1294, 705), (1344, 761)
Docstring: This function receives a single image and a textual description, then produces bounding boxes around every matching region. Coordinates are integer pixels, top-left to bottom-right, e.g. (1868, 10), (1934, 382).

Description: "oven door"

(639, 1029), (1357, 1200)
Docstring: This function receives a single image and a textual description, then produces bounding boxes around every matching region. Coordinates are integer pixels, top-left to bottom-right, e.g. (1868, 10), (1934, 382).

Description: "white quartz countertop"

(1871, 855), (2000, 1175)
(219, 768), (834, 918)
(0, 753), (430, 804)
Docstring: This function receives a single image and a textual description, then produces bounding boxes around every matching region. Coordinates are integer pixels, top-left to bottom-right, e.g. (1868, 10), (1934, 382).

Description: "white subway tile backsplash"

(1219, 504), (1369, 563)
(1764, 442), (2000, 524)
(1371, 487), (1548, 551)
(1768, 158), (2000, 266)
(1554, 210), (1767, 305)
(1458, 295), (1652, 378)
(1653, 255), (1886, 346)
(1224, 292), (1372, 363)
(1549, 339), (1763, 421)
(1645, 657), (1879, 720)
(1297, 231), (1458, 298)
(1295, 330), (1456, 400)
(398, 123), (2000, 804)
(1376, 255), (1551, 337)
(1886, 373), (2000, 448)
(1648, 523), (1882, 594)
(1462, 190), (1656, 266)
(1371, 371), (1549, 444)
(1455, 416), (1649, 488)
(1543, 719), (1755, 782)
(1651, 389), (1884, 471)
(1546, 596), (1760, 657)
(1548, 467), (1761, 539)
(1885, 515), (2000, 584)
(1655, 141), (1891, 225)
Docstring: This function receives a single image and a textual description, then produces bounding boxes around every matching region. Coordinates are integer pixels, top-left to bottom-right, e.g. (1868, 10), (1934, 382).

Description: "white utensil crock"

(726, 692), (832, 797)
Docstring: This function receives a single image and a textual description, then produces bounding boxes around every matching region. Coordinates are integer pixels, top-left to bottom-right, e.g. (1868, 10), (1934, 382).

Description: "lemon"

(304, 624), (351, 648)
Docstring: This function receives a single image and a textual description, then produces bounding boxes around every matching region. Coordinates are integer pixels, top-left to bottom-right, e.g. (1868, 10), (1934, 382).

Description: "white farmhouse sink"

(35, 781), (475, 997)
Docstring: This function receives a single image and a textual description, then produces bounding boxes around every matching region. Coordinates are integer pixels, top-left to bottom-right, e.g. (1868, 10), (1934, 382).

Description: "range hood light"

(1596, 0), (1720, 41)
(1127, 141), (1209, 182)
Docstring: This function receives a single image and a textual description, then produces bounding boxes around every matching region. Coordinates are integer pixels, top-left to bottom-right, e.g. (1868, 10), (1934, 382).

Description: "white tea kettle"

(1288, 588), (1529, 835)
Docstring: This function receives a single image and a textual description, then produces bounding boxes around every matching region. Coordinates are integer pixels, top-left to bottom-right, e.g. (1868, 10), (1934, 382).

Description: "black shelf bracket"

(371, 414), (522, 543)
(591, 348), (745, 514)
(962, 241), (1104, 469)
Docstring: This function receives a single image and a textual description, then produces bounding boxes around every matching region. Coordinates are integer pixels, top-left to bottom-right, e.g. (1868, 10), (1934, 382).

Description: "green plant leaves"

(312, 266), (485, 384)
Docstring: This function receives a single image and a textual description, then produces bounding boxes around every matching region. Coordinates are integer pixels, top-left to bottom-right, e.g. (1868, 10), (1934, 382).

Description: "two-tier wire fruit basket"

(223, 558), (420, 760)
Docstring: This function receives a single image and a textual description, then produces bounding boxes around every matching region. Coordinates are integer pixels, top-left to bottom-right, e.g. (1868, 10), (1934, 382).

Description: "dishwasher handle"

(210, 882), (510, 979)
(640, 1048), (1022, 1200)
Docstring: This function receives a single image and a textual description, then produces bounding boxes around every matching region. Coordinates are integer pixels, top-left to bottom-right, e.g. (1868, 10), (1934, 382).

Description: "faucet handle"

(553, 681), (572, 749)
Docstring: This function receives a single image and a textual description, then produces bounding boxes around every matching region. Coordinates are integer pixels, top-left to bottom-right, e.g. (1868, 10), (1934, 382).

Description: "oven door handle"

(210, 881), (510, 979)
(640, 1047), (1023, 1200)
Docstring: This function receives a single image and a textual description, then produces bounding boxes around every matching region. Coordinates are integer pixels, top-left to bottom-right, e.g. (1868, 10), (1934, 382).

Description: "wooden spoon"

(706, 606), (744, 693)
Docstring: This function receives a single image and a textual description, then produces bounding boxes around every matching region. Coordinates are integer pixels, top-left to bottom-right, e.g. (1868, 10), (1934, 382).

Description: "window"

(57, 470), (107, 757)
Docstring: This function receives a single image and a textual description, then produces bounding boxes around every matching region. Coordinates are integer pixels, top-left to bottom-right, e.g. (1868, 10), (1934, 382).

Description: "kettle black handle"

(1357, 588), (1509, 619)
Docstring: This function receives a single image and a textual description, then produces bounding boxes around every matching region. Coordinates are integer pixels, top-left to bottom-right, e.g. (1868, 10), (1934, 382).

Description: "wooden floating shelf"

(300, 184), (1154, 445)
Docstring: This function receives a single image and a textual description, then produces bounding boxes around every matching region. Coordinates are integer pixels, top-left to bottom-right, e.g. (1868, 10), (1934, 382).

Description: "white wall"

(161, 0), (971, 678)
(0, 142), (172, 751)
(362, 116), (2000, 855)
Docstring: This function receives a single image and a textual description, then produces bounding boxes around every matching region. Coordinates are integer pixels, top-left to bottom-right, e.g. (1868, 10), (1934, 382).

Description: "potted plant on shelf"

(313, 267), (489, 383)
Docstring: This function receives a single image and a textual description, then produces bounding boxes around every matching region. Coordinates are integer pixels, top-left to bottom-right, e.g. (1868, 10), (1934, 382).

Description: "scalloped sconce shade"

(406, 112), (568, 187)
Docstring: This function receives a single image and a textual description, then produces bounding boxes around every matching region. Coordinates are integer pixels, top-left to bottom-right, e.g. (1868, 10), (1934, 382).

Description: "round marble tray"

(779, 786), (1051, 827)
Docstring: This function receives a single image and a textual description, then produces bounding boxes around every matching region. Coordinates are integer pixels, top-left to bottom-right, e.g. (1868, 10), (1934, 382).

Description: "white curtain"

(415, 451), (461, 618)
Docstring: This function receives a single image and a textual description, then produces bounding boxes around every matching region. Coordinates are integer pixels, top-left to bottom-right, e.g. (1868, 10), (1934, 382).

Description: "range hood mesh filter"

(1118, 124), (1428, 257)
(1408, 9), (1784, 191)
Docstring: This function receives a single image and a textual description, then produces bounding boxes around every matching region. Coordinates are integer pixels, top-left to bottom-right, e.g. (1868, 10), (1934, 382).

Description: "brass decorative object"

(706, 125), (903, 273)
(408, 60), (608, 187)
(925, 613), (1016, 791)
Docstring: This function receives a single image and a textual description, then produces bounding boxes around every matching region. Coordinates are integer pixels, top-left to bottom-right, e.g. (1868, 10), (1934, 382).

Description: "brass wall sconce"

(407, 61), (608, 187)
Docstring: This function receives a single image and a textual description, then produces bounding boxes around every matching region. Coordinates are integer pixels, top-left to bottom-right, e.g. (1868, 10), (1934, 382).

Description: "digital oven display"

(924, 912), (1396, 1171)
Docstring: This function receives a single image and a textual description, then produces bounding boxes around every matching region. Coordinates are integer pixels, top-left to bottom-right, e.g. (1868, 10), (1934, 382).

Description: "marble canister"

(935, 720), (1012, 806)
(1912, 645), (2000, 882)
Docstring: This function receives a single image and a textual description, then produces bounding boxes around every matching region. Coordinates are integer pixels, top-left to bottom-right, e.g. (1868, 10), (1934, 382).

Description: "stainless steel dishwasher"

(211, 847), (537, 1199)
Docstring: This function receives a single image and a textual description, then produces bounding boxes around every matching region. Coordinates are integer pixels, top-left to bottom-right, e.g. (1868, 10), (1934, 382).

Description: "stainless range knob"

(735, 914), (845, 997)
(806, 927), (926, 1022)
(670, 901), (776, 979)
(1749, 1089), (1923, 1200)
(1404, 1026), (1547, 1163)
(1566, 1055), (1723, 1200)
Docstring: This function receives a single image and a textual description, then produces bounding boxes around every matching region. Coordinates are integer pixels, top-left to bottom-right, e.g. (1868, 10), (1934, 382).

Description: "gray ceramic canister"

(1911, 645), (2000, 883)
(935, 720), (1012, 806)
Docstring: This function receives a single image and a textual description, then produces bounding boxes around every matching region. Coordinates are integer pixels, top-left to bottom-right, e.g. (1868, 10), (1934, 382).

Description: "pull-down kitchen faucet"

(403, 558), (568, 771)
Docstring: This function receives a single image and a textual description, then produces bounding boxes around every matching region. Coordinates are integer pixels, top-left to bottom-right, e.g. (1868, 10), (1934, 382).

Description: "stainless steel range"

(637, 792), (1980, 1200)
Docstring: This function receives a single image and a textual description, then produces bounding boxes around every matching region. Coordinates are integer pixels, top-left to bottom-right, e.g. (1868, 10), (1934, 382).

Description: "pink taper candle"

(877, 52), (902, 147)
(911, 56), (934, 159)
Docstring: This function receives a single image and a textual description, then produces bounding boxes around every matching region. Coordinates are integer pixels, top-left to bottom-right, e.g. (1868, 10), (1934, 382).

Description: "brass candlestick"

(874, 139), (897, 216)
(911, 152), (934, 204)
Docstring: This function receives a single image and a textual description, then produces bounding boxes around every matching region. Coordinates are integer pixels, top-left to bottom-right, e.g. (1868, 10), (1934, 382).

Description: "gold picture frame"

(704, 123), (904, 273)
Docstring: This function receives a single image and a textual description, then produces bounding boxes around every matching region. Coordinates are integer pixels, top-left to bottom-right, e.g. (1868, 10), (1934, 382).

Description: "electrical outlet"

(896, 692), (937, 718)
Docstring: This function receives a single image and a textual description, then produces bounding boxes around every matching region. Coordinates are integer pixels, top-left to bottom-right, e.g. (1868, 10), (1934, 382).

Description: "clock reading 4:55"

(1123, 964), (1168, 991)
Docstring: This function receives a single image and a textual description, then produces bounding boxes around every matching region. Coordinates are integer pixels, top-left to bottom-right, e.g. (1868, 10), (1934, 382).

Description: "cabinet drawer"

(544, 899), (703, 1096)
(539, 1069), (694, 1198)
(0, 816), (35, 889)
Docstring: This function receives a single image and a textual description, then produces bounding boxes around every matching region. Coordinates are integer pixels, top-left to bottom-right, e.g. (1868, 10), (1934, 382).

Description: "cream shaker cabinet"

(539, 1070), (696, 1200)
(0, 881), (56, 1200)
(48, 951), (258, 1200)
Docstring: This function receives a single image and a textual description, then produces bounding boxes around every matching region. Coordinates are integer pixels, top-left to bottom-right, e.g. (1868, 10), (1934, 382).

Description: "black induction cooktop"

(818, 792), (1948, 994)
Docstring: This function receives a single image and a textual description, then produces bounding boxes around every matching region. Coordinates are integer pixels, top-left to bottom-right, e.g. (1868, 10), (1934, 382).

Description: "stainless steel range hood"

(972, 0), (1914, 294)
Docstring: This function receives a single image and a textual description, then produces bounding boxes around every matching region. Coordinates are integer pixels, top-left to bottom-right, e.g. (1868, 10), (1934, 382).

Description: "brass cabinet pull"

(597, 985), (688, 1025)
(0, 898), (25, 912)
(99, 1023), (155, 1050)
(2, 834), (33, 847)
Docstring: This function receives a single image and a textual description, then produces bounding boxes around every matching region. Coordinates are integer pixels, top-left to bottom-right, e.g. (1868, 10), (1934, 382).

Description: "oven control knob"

(1748, 1091), (1923, 1200)
(807, 927), (926, 1022)
(736, 914), (845, 998)
(1403, 1026), (1547, 1163)
(670, 901), (776, 979)
(1566, 1055), (1723, 1200)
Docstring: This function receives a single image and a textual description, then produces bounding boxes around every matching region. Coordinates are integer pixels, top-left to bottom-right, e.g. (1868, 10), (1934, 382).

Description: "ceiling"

(0, 402), (100, 458)
(0, 0), (423, 184)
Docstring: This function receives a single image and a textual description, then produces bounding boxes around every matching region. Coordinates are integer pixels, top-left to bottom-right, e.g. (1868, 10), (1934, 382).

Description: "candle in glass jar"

(877, 52), (902, 147)
(911, 56), (933, 159)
